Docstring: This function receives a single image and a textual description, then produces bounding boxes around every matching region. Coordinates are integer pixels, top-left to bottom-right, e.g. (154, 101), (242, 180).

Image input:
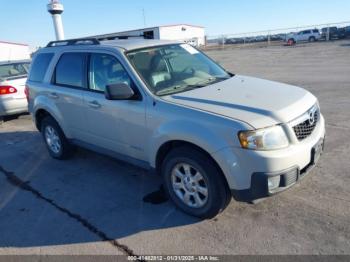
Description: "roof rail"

(46, 38), (100, 47)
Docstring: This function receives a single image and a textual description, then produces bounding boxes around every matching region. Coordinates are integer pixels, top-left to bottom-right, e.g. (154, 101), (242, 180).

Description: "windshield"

(0, 62), (30, 80)
(126, 44), (231, 96)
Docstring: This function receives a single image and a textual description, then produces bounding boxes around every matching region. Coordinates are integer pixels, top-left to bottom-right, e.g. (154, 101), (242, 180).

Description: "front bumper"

(231, 137), (325, 202)
(0, 96), (28, 116)
(211, 114), (326, 202)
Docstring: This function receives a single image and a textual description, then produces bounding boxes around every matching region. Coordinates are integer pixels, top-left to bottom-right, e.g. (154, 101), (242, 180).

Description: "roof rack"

(46, 38), (100, 47)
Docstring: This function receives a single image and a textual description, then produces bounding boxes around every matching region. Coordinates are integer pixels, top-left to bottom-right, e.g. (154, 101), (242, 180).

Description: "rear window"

(0, 62), (29, 79)
(29, 53), (54, 82)
(54, 53), (86, 88)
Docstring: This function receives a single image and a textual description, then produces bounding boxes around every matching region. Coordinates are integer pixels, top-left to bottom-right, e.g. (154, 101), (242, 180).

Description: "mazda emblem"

(309, 111), (315, 125)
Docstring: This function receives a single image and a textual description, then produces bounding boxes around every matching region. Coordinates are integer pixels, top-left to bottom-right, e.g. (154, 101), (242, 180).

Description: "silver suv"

(286, 29), (321, 45)
(27, 38), (325, 218)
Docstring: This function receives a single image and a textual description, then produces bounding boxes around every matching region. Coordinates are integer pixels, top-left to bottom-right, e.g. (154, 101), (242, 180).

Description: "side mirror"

(105, 83), (135, 100)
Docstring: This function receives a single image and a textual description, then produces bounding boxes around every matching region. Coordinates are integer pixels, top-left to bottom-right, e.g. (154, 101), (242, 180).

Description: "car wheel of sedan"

(162, 146), (231, 218)
(41, 116), (73, 160)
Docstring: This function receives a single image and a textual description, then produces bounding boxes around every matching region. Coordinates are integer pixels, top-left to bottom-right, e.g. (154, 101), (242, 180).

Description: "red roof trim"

(0, 41), (29, 47)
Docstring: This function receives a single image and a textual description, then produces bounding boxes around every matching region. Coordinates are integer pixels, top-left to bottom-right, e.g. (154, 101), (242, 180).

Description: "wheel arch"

(154, 140), (230, 190)
(34, 107), (70, 138)
(35, 108), (51, 130)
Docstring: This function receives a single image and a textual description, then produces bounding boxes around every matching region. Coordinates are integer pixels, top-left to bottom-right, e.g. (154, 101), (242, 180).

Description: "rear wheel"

(309, 36), (316, 42)
(41, 116), (73, 159)
(162, 146), (231, 218)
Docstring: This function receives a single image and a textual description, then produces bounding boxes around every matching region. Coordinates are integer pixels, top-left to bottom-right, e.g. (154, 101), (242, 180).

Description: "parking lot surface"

(0, 40), (350, 255)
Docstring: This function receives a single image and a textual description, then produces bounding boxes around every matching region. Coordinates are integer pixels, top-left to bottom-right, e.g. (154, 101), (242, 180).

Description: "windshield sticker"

(180, 44), (199, 55)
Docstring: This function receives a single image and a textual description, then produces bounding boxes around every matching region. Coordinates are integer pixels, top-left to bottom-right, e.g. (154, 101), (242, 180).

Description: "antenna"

(142, 8), (146, 27)
(47, 0), (65, 40)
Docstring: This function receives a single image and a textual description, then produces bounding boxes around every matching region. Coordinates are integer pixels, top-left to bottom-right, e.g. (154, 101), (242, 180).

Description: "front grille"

(293, 108), (319, 141)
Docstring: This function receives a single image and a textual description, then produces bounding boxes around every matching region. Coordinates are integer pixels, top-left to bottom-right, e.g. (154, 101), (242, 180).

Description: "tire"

(309, 36), (316, 42)
(161, 146), (231, 219)
(287, 38), (295, 46)
(41, 116), (73, 160)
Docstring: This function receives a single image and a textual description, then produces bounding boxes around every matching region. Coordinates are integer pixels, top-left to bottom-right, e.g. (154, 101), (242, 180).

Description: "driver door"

(82, 52), (147, 161)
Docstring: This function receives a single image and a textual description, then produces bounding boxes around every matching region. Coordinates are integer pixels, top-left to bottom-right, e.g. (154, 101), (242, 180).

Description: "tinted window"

(312, 29), (319, 33)
(89, 53), (131, 92)
(29, 53), (54, 82)
(55, 53), (86, 88)
(303, 30), (311, 34)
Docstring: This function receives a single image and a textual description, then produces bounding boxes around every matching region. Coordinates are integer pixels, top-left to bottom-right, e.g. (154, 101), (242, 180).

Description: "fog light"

(268, 175), (280, 191)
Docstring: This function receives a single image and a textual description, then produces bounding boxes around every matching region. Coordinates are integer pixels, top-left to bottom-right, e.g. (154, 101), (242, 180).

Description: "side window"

(312, 29), (319, 33)
(55, 53), (86, 88)
(29, 53), (54, 82)
(89, 53), (131, 92)
(303, 30), (311, 34)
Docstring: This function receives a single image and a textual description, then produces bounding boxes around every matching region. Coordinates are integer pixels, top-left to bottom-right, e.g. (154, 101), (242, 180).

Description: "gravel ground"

(0, 40), (349, 256)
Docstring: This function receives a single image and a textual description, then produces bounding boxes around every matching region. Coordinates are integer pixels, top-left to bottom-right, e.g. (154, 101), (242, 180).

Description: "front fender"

(148, 120), (230, 168)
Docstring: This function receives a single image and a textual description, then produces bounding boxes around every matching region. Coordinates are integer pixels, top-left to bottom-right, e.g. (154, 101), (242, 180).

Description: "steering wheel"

(181, 66), (195, 75)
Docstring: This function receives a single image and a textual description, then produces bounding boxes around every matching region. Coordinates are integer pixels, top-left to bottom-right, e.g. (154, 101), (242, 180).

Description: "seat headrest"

(8, 69), (19, 75)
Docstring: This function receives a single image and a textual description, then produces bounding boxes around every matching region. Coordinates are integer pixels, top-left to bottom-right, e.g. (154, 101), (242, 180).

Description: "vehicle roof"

(100, 39), (181, 51)
(43, 39), (182, 52)
(0, 59), (31, 65)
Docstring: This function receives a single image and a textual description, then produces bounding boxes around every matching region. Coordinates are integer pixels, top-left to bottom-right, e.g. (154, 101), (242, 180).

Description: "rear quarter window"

(29, 53), (54, 82)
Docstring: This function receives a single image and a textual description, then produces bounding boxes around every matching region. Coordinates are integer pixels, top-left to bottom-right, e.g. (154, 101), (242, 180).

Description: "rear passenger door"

(301, 30), (311, 41)
(82, 52), (147, 161)
(50, 52), (88, 139)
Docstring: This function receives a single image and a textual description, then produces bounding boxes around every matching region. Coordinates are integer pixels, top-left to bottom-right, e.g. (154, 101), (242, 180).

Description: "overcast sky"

(1, 0), (350, 47)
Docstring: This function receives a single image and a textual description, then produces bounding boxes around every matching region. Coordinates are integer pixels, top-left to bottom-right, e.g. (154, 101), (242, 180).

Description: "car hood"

(162, 75), (316, 129)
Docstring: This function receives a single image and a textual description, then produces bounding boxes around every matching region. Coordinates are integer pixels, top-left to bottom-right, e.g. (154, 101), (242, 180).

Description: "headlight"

(238, 126), (289, 150)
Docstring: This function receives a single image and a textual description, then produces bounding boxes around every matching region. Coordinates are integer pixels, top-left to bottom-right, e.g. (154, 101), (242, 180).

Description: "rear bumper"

(0, 97), (28, 116)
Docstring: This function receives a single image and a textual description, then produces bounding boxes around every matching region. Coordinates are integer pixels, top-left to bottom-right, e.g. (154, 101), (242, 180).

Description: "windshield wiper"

(155, 76), (231, 96)
(182, 76), (230, 90)
(155, 85), (186, 96)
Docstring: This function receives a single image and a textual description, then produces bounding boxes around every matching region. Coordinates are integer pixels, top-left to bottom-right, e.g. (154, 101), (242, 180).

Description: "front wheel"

(162, 146), (231, 218)
(287, 38), (295, 46)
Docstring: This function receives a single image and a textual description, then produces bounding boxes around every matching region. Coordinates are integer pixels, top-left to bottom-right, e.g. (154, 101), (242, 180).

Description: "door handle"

(48, 92), (59, 99)
(88, 100), (101, 109)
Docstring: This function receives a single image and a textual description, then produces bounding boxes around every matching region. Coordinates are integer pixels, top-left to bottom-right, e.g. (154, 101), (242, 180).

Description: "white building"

(0, 41), (30, 62)
(91, 24), (206, 46)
